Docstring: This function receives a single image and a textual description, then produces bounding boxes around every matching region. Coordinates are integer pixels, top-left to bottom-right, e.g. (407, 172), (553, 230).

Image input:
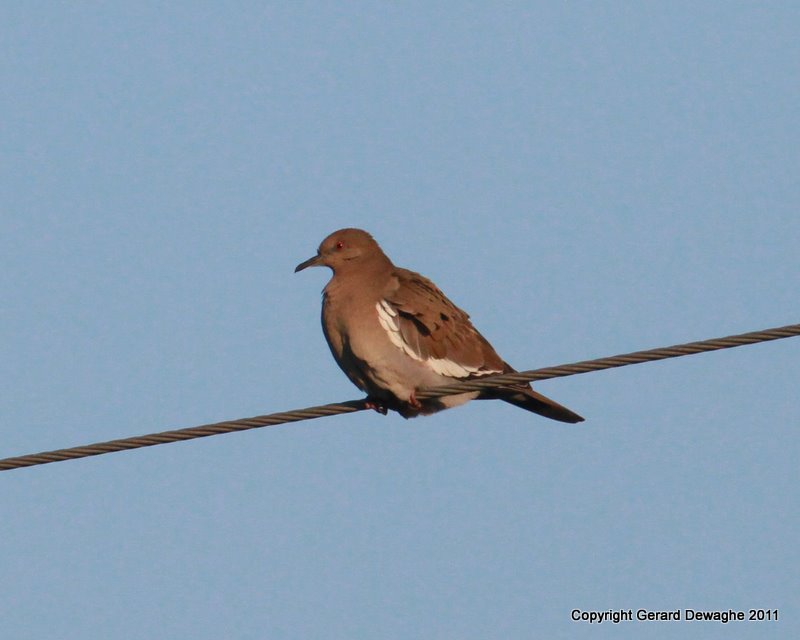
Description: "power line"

(1, 323), (798, 472)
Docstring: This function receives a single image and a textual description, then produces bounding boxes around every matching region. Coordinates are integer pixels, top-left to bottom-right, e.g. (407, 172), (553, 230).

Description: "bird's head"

(295, 228), (389, 274)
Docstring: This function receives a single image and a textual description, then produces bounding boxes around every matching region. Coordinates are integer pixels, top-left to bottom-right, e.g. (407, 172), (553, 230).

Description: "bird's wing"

(377, 269), (505, 379)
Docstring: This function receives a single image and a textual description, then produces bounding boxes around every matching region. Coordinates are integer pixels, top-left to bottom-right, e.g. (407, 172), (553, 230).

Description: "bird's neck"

(324, 255), (394, 302)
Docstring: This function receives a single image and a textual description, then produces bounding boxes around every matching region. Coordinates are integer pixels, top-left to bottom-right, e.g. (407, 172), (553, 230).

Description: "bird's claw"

(364, 399), (388, 415)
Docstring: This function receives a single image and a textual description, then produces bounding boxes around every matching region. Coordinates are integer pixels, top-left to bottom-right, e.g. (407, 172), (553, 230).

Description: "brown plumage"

(295, 228), (584, 423)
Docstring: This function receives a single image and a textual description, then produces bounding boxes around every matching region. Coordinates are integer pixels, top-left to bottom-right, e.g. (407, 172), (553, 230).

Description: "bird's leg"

(364, 397), (388, 415)
(408, 391), (422, 410)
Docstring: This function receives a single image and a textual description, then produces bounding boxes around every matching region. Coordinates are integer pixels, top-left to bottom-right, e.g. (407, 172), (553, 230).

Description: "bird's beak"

(294, 254), (322, 273)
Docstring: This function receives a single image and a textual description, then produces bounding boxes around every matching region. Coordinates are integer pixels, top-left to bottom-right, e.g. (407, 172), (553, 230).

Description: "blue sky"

(2, 3), (798, 638)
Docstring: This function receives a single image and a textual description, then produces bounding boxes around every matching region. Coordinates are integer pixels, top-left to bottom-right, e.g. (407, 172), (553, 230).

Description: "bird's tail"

(491, 386), (584, 423)
(481, 362), (584, 423)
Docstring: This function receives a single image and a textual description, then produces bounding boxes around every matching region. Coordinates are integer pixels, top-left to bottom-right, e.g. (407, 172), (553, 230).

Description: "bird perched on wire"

(295, 228), (584, 423)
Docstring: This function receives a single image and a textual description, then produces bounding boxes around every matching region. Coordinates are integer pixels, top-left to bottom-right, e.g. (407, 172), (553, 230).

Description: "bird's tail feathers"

(482, 385), (584, 423)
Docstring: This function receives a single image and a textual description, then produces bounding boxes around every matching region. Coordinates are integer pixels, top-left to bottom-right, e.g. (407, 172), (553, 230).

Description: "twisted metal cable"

(1, 323), (798, 472)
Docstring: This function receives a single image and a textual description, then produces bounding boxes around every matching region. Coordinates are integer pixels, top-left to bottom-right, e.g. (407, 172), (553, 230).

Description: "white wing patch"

(376, 300), (499, 379)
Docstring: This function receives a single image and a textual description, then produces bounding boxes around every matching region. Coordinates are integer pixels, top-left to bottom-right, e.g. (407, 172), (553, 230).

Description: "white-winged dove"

(295, 228), (584, 423)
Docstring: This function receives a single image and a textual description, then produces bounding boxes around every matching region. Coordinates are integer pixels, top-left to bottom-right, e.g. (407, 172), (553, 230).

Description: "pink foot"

(364, 399), (388, 415)
(408, 391), (422, 410)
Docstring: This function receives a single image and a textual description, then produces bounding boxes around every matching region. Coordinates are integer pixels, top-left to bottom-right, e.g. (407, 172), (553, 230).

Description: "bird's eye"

(335, 241), (344, 250)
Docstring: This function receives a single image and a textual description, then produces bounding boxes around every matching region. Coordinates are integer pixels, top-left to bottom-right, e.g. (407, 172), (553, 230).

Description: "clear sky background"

(2, 3), (798, 638)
